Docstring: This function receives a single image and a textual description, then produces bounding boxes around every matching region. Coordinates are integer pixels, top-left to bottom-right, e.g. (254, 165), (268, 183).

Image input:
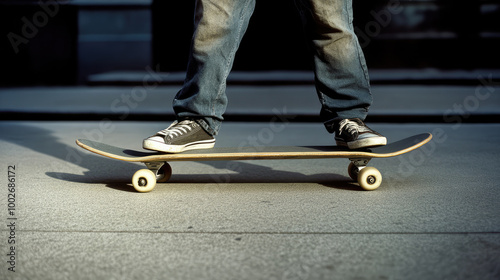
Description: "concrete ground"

(0, 121), (499, 280)
(1, 79), (500, 279)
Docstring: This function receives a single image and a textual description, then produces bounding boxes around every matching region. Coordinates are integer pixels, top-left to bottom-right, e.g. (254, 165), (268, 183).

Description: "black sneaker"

(335, 118), (387, 149)
(143, 120), (215, 153)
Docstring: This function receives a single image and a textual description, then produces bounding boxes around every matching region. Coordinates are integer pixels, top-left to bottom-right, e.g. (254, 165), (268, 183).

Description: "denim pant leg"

(295, 0), (372, 133)
(173, 0), (256, 136)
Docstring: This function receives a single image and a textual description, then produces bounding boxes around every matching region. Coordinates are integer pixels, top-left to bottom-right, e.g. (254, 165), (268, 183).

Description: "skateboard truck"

(135, 157), (382, 192)
(133, 162), (172, 192)
(348, 158), (382, 191)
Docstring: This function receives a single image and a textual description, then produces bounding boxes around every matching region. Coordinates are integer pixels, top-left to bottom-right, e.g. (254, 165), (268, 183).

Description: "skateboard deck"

(76, 133), (432, 192)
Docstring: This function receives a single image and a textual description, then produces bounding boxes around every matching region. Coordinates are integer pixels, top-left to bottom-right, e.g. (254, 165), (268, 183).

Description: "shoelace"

(338, 119), (365, 135)
(158, 121), (194, 138)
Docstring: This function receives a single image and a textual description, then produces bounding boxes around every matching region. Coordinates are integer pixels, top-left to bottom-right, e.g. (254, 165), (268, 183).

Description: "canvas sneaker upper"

(335, 118), (387, 149)
(143, 120), (215, 153)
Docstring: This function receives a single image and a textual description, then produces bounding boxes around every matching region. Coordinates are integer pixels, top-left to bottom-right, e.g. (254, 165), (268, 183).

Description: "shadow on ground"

(1, 123), (362, 192)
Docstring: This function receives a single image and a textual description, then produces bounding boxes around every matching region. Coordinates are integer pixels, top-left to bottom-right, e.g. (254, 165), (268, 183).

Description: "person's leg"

(144, 0), (256, 153)
(295, 0), (371, 130)
(295, 0), (386, 148)
(173, 0), (256, 136)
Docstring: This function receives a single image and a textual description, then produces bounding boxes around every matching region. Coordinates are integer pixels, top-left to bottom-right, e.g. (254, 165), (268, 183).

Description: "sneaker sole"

(143, 139), (215, 153)
(336, 137), (387, 149)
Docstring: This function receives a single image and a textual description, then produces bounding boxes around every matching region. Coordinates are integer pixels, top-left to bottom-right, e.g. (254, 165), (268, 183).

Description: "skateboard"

(76, 133), (432, 192)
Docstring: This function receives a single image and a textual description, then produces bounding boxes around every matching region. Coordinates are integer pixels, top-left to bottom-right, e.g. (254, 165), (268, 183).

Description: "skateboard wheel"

(347, 162), (359, 180)
(132, 169), (157, 192)
(156, 163), (172, 183)
(357, 167), (382, 191)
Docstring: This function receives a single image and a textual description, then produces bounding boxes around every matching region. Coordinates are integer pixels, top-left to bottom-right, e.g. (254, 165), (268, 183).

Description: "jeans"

(173, 0), (372, 136)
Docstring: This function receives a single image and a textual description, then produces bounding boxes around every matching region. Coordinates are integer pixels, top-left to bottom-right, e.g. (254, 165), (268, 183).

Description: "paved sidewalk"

(0, 121), (499, 279)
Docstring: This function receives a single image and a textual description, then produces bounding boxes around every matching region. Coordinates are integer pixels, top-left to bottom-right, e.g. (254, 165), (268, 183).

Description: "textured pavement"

(1, 75), (500, 279)
(0, 120), (499, 279)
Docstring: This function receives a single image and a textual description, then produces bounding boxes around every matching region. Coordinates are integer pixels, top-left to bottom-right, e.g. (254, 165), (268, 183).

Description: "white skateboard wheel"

(357, 167), (382, 191)
(132, 169), (156, 192)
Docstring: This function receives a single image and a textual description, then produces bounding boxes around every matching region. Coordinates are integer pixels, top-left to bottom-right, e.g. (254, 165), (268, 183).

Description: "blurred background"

(1, 0), (499, 86)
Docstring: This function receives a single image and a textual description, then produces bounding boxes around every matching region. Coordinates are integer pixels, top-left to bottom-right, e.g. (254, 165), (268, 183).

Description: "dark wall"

(1, 0), (499, 86)
(153, 0), (500, 71)
(0, 0), (152, 86)
(152, 1), (313, 72)
(356, 0), (500, 69)
(0, 2), (78, 85)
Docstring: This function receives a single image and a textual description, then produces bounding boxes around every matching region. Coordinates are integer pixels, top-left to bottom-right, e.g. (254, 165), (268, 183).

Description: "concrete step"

(86, 69), (500, 86)
(1, 83), (499, 122)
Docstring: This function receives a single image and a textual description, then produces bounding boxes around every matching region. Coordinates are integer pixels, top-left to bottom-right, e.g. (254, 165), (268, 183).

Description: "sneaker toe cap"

(145, 136), (165, 143)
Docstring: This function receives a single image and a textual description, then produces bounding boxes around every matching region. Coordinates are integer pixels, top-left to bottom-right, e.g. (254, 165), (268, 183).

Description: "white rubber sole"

(336, 136), (387, 149)
(143, 139), (215, 153)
